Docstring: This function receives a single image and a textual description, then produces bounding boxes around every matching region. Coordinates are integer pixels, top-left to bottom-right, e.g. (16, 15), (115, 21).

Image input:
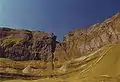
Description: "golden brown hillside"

(1, 13), (120, 82)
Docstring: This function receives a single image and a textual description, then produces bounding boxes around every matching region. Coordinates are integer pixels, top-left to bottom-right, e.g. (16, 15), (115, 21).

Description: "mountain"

(1, 12), (120, 82)
(55, 12), (120, 61)
(0, 28), (56, 61)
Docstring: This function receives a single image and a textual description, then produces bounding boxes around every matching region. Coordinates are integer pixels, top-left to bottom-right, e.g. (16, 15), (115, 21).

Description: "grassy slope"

(68, 43), (120, 82)
(1, 43), (120, 82)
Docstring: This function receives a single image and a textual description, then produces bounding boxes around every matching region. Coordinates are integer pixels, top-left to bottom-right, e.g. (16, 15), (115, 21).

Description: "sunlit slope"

(1, 78), (65, 82)
(83, 43), (120, 76)
(2, 43), (120, 82)
(68, 43), (120, 82)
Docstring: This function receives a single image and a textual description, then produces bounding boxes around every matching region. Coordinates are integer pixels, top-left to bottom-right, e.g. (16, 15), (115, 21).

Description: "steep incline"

(55, 12), (120, 62)
(67, 43), (120, 82)
(2, 43), (120, 82)
(0, 28), (56, 61)
(1, 13), (120, 81)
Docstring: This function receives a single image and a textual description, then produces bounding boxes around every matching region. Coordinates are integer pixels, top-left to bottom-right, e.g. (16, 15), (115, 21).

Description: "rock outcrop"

(1, 13), (120, 80)
(55, 12), (120, 61)
(1, 13), (120, 62)
(0, 28), (56, 61)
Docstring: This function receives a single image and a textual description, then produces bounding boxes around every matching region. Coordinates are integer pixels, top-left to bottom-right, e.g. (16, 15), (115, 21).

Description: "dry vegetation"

(1, 43), (120, 82)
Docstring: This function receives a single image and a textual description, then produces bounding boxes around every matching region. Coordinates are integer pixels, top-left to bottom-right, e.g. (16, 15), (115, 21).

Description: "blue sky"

(0, 0), (120, 40)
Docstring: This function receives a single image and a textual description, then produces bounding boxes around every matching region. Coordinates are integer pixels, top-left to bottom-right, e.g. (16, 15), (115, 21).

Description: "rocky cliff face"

(0, 28), (56, 61)
(1, 13), (120, 80)
(55, 12), (120, 61)
(0, 12), (120, 67)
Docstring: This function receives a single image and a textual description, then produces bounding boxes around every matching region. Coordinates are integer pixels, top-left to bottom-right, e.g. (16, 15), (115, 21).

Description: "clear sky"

(0, 0), (120, 40)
